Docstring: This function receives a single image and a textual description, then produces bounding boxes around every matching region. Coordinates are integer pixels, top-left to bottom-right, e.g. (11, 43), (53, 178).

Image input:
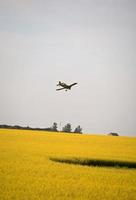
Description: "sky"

(0, 0), (136, 136)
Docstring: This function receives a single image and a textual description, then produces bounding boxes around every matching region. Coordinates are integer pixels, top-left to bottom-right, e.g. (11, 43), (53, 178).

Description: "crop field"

(0, 129), (136, 200)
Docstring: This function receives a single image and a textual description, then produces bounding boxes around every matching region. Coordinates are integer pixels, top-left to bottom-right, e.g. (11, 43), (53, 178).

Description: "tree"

(51, 122), (58, 131)
(62, 123), (72, 133)
(74, 125), (82, 134)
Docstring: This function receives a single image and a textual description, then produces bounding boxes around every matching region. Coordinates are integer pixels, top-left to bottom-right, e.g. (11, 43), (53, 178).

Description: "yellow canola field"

(0, 129), (136, 200)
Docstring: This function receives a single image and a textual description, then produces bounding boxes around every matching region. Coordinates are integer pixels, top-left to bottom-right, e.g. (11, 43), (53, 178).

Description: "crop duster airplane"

(56, 81), (77, 91)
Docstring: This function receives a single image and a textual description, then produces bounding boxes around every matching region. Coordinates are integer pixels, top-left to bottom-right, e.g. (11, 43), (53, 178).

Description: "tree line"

(51, 122), (82, 134)
(0, 123), (82, 134)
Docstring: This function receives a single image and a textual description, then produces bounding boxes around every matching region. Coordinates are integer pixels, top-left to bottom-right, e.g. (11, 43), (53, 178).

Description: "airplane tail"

(57, 81), (61, 86)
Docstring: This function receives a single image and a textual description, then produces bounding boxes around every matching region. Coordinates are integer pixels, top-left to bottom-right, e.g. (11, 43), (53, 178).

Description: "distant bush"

(108, 132), (119, 136)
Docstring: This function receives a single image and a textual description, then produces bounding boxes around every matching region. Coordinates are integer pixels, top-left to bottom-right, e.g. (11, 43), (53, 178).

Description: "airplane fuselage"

(56, 81), (77, 91)
(60, 84), (71, 89)
(57, 82), (71, 89)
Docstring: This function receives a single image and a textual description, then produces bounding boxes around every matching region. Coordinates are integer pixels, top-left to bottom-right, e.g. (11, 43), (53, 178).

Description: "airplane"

(56, 81), (77, 91)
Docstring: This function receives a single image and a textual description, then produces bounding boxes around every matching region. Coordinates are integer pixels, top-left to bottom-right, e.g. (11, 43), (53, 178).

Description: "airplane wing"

(56, 88), (65, 91)
(70, 83), (77, 87)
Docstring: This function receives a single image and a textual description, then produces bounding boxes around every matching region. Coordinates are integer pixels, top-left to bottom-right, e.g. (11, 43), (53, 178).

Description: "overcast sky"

(0, 0), (136, 136)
